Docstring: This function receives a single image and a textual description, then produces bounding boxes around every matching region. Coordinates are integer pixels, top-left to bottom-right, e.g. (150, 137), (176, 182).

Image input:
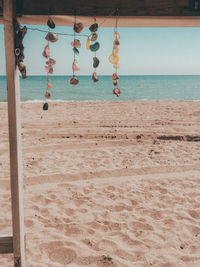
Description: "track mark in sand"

(25, 164), (200, 186)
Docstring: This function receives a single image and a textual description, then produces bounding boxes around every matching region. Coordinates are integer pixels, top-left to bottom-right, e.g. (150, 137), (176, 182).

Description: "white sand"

(0, 101), (200, 266)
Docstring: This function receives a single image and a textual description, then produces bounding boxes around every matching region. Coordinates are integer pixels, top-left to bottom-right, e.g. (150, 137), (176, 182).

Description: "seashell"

(18, 62), (27, 79)
(86, 37), (90, 50)
(113, 79), (118, 86)
(89, 42), (100, 52)
(113, 63), (119, 69)
(47, 17), (55, 29)
(45, 65), (54, 74)
(108, 53), (119, 64)
(92, 72), (99, 82)
(42, 45), (50, 58)
(73, 22), (84, 33)
(89, 23), (98, 32)
(73, 47), (79, 55)
(114, 39), (120, 46)
(93, 57), (100, 68)
(113, 46), (119, 54)
(46, 58), (56, 66)
(45, 32), (58, 43)
(112, 73), (119, 80)
(72, 60), (80, 71)
(44, 92), (51, 99)
(47, 76), (50, 82)
(114, 32), (120, 40)
(91, 33), (98, 41)
(69, 76), (79, 85)
(15, 48), (21, 56)
(71, 39), (81, 48)
(43, 102), (48, 110)
(113, 87), (120, 97)
(46, 83), (52, 90)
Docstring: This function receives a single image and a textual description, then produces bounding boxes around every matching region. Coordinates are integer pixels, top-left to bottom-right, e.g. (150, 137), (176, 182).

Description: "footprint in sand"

(40, 242), (77, 265)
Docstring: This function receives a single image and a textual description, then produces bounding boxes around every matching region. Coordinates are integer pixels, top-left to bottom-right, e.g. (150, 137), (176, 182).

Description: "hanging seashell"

(86, 37), (90, 50)
(91, 33), (98, 41)
(73, 22), (84, 33)
(42, 45), (50, 58)
(47, 76), (50, 82)
(113, 63), (119, 69)
(73, 47), (79, 55)
(93, 57), (100, 68)
(112, 73), (119, 80)
(114, 39), (120, 46)
(114, 32), (120, 40)
(72, 60), (80, 71)
(45, 32), (58, 43)
(18, 62), (27, 79)
(46, 83), (52, 90)
(113, 87), (120, 97)
(113, 79), (118, 86)
(92, 72), (99, 82)
(47, 17), (55, 29)
(71, 39), (81, 48)
(69, 76), (79, 85)
(44, 92), (51, 99)
(43, 102), (48, 110)
(45, 65), (54, 74)
(46, 58), (56, 66)
(89, 42), (100, 52)
(113, 46), (119, 54)
(108, 53), (119, 64)
(89, 23), (98, 32)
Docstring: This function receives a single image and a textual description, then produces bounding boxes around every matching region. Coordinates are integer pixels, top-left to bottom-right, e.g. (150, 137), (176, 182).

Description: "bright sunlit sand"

(0, 100), (200, 266)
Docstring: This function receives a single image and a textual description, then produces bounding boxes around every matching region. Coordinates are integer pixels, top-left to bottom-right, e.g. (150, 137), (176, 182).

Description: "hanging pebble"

(93, 57), (100, 68)
(45, 32), (58, 42)
(91, 33), (98, 41)
(92, 72), (99, 82)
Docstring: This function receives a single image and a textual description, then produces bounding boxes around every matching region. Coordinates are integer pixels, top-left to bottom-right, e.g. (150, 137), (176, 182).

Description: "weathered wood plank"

(3, 0), (26, 266)
(0, 236), (13, 254)
(18, 0), (200, 16)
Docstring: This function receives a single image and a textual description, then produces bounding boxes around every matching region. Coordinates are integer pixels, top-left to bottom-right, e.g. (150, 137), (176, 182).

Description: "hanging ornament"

(90, 18), (100, 83)
(109, 11), (121, 97)
(14, 19), (27, 79)
(69, 11), (82, 85)
(73, 22), (84, 33)
(47, 17), (56, 29)
(86, 37), (90, 50)
(89, 42), (100, 52)
(43, 17), (57, 110)
(89, 23), (98, 32)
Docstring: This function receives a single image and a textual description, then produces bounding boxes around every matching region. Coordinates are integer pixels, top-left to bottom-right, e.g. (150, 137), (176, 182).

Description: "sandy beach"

(0, 100), (200, 266)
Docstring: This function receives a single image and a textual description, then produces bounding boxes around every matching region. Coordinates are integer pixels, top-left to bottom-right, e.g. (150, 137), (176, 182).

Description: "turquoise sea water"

(1, 75), (200, 102)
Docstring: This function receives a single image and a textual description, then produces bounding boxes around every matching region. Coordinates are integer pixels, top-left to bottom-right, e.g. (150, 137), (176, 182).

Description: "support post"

(3, 0), (26, 266)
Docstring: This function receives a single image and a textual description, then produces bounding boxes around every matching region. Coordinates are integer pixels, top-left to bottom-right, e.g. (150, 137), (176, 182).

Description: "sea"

(1, 75), (200, 102)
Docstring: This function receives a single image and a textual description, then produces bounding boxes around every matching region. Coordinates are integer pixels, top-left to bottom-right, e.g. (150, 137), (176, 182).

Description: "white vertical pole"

(3, 0), (26, 266)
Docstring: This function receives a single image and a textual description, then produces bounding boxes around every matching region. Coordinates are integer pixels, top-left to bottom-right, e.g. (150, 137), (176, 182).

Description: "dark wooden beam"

(16, 0), (200, 16)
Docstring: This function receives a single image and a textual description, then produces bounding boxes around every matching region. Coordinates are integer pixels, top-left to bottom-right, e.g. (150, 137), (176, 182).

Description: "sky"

(1, 23), (200, 75)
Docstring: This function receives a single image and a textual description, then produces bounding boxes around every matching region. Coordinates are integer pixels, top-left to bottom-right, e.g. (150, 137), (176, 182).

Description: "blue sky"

(1, 24), (200, 75)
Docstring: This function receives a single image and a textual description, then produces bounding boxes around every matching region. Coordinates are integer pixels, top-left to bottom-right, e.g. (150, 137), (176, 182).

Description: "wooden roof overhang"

(1, 0), (200, 26)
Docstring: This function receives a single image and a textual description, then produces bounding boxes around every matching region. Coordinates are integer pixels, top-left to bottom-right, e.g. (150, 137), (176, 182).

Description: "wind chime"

(42, 17), (58, 110)
(69, 12), (83, 85)
(109, 12), (120, 97)
(88, 18), (100, 82)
